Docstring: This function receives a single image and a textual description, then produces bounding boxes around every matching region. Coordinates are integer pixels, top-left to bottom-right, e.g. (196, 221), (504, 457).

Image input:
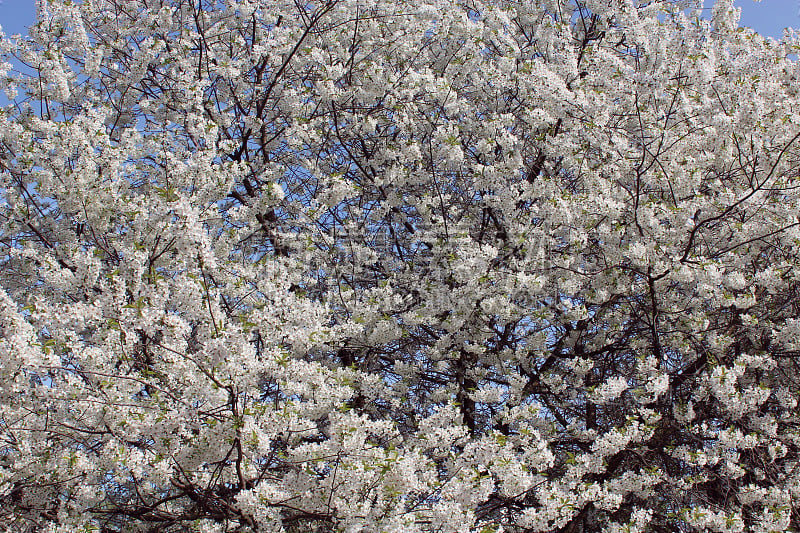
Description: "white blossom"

(1, 0), (799, 531)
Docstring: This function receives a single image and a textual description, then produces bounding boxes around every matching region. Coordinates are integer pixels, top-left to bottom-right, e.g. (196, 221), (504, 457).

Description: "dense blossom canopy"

(2, 0), (800, 531)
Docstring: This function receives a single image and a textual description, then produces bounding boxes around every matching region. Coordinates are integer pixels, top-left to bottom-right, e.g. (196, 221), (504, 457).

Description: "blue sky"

(0, 1), (797, 42)
(735, 0), (799, 39)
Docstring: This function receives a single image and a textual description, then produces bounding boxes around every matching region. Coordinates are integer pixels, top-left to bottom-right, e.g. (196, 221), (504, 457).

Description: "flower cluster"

(2, 0), (800, 531)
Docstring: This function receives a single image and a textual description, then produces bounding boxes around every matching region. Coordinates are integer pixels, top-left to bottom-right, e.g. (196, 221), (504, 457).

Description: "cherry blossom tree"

(2, 0), (800, 531)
